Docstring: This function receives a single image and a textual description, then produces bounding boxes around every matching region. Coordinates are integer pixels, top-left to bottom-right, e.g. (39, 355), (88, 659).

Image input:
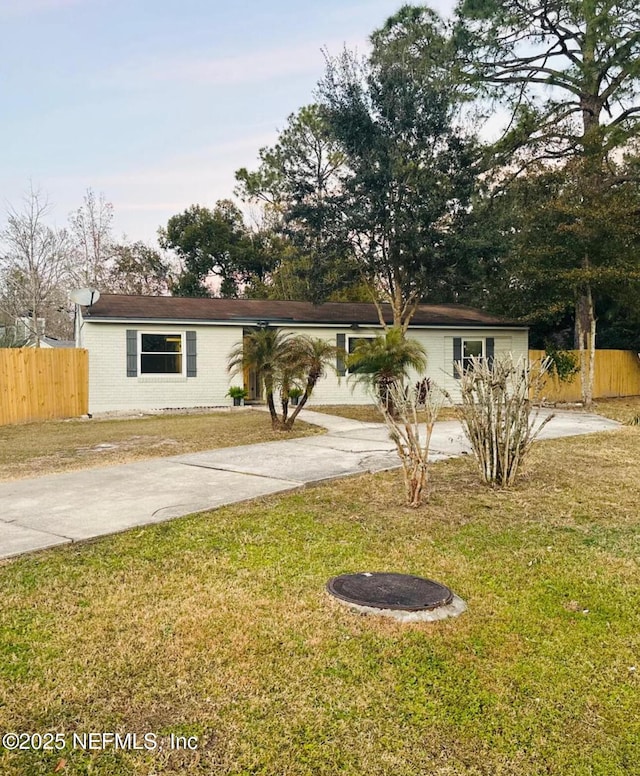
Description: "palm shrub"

(228, 328), (293, 430)
(455, 354), (553, 486)
(227, 329), (339, 430)
(281, 335), (340, 428)
(346, 328), (427, 415)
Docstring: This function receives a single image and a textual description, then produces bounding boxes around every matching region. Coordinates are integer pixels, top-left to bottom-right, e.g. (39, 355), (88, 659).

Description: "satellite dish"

(70, 288), (100, 306)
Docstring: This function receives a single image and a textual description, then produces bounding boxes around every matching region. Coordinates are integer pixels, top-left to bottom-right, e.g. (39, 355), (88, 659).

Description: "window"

(348, 337), (374, 373)
(453, 337), (494, 378)
(462, 339), (484, 373)
(348, 337), (372, 354)
(139, 333), (184, 375)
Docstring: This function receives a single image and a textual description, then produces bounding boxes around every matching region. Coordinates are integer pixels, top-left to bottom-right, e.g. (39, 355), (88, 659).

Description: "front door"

(244, 366), (262, 402)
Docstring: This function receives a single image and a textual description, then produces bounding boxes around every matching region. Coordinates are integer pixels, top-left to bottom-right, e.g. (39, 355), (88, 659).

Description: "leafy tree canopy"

(451, 0), (640, 403)
(236, 105), (359, 302)
(315, 6), (480, 328)
(159, 200), (275, 298)
(454, 0), (640, 169)
(235, 104), (346, 214)
(107, 242), (172, 296)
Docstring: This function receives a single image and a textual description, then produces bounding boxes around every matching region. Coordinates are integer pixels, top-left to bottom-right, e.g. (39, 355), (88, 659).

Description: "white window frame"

(347, 336), (374, 374)
(462, 338), (485, 373)
(138, 331), (186, 376)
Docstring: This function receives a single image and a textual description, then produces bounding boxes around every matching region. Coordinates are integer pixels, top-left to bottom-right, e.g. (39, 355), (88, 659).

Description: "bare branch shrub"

(377, 379), (446, 508)
(455, 354), (553, 486)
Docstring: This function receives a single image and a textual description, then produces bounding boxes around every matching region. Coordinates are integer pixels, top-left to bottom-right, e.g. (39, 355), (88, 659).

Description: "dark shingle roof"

(83, 294), (525, 328)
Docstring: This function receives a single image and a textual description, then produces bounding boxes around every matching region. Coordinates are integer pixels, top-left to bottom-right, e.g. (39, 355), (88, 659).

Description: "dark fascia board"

(82, 314), (528, 330)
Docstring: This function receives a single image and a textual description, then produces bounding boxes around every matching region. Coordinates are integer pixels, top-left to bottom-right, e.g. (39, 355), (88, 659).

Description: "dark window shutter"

(186, 331), (197, 377)
(486, 337), (495, 367)
(336, 333), (346, 376)
(453, 337), (462, 379)
(126, 330), (137, 377)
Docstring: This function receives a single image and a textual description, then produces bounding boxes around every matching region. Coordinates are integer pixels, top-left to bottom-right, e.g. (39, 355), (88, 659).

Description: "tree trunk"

(575, 282), (595, 407)
(264, 379), (281, 430)
(283, 374), (319, 429)
(31, 309), (40, 348)
(575, 14), (600, 410)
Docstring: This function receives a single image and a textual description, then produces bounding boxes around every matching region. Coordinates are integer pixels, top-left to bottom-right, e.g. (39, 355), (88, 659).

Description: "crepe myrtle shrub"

(377, 379), (446, 508)
(453, 354), (554, 487)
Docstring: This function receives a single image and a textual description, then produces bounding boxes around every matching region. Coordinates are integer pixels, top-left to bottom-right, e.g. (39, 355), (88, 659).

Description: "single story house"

(78, 294), (528, 414)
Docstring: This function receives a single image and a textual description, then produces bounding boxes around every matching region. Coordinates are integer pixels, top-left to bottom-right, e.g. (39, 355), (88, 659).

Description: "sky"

(1, 0), (457, 245)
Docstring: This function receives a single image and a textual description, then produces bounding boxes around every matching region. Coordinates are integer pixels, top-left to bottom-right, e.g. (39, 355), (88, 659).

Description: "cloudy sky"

(1, 0), (457, 244)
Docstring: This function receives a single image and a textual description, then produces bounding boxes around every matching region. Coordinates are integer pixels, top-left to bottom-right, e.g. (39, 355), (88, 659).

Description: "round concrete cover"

(327, 572), (453, 612)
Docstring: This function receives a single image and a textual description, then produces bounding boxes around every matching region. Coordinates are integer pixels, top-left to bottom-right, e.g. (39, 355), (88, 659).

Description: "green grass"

(0, 409), (321, 480)
(0, 428), (639, 775)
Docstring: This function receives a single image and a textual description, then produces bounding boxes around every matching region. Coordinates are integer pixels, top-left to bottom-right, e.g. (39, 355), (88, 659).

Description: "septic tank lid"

(326, 572), (453, 612)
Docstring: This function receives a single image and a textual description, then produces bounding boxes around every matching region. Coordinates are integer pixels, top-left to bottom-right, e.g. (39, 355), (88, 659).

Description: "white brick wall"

(275, 325), (528, 406)
(84, 322), (244, 413)
(83, 320), (528, 413)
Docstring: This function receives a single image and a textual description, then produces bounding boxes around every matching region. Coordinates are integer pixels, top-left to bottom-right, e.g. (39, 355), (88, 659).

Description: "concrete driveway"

(0, 408), (620, 560)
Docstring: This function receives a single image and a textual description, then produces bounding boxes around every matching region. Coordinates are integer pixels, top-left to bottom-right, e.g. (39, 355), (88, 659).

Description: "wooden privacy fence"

(0, 348), (88, 425)
(529, 349), (640, 402)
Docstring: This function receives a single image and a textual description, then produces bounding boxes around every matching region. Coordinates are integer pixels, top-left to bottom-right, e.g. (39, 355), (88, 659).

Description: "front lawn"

(0, 427), (638, 775)
(310, 403), (459, 423)
(312, 395), (640, 426)
(591, 395), (640, 424)
(0, 409), (321, 480)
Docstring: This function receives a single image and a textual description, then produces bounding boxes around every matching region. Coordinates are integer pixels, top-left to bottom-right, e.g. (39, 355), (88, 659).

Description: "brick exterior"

(83, 317), (528, 414)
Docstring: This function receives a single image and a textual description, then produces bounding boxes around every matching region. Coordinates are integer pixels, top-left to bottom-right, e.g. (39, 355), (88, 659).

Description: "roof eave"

(82, 314), (527, 329)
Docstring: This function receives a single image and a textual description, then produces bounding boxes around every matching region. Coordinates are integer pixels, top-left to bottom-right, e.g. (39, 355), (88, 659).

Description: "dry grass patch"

(0, 428), (638, 774)
(311, 403), (459, 423)
(313, 396), (640, 427)
(0, 409), (321, 480)
(590, 395), (640, 424)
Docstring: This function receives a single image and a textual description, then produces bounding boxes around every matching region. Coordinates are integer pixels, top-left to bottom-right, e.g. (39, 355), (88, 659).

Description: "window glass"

(140, 334), (183, 374)
(348, 337), (372, 353)
(348, 337), (374, 373)
(462, 339), (484, 372)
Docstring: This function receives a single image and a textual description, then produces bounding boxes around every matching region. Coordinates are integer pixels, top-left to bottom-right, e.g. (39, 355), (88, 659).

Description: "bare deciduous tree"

(0, 188), (73, 344)
(68, 188), (115, 288)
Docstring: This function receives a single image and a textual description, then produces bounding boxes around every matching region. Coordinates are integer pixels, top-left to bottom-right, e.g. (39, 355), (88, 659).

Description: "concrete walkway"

(0, 408), (620, 561)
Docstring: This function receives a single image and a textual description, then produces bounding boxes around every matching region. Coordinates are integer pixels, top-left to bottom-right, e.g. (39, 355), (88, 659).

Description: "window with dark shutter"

(462, 339), (484, 373)
(336, 333), (346, 376)
(140, 333), (183, 374)
(486, 337), (495, 366)
(126, 330), (137, 377)
(186, 331), (197, 377)
(454, 337), (494, 377)
(453, 337), (462, 379)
